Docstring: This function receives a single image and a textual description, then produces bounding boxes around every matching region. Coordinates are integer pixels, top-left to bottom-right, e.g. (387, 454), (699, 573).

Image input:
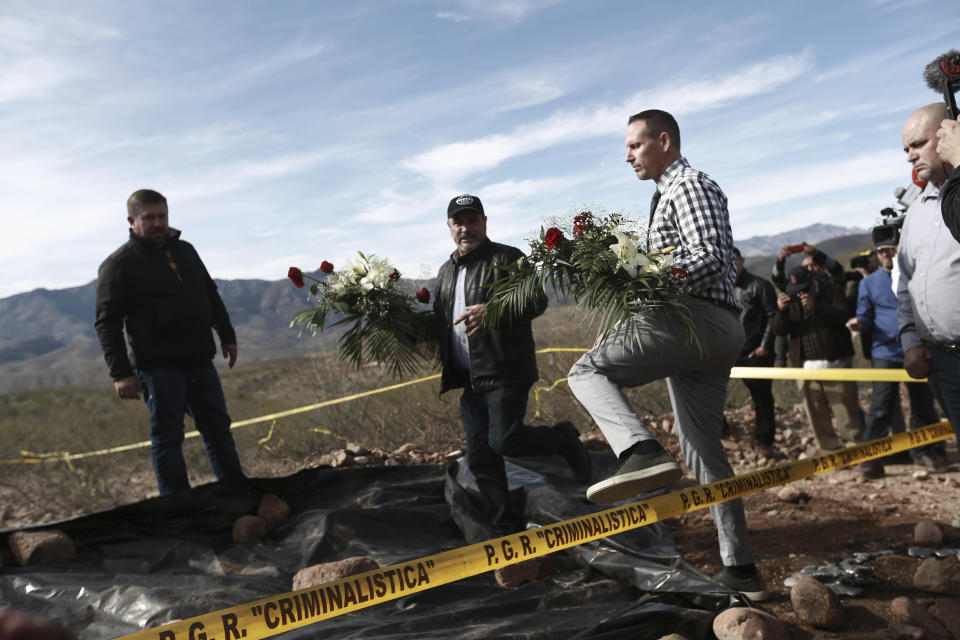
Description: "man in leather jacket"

(434, 194), (591, 540)
(95, 189), (245, 496)
(936, 114), (960, 242)
(732, 247), (778, 457)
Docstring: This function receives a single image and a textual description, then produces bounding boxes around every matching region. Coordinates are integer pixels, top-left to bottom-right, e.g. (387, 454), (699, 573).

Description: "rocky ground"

(668, 402), (960, 640)
(4, 398), (959, 639)
(234, 400), (960, 639)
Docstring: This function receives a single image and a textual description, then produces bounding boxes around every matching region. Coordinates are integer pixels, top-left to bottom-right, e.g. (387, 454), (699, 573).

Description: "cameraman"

(936, 114), (960, 241)
(771, 242), (843, 291)
(846, 226), (946, 478)
(773, 264), (862, 451)
(898, 103), (960, 451)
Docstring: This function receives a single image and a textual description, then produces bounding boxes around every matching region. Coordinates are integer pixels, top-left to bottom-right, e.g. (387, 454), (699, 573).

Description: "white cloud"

(404, 51), (814, 182)
(172, 149), (349, 200)
(0, 57), (76, 102)
(729, 149), (906, 211)
(231, 41), (331, 83)
(435, 0), (564, 23)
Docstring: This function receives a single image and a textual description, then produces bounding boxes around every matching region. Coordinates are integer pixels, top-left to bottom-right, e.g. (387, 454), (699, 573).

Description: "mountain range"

(0, 224), (871, 393)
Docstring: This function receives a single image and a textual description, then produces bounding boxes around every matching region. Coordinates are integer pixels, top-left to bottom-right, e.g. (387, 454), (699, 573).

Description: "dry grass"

(0, 305), (816, 527)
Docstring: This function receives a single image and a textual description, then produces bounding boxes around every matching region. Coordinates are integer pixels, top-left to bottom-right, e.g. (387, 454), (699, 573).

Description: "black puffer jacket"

(95, 228), (236, 380)
(434, 239), (545, 394)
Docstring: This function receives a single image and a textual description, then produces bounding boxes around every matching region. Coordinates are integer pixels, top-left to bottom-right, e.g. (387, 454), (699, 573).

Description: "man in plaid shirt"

(567, 109), (766, 601)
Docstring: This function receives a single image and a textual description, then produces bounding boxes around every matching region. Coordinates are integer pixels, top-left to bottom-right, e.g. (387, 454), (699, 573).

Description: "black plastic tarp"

(0, 451), (745, 639)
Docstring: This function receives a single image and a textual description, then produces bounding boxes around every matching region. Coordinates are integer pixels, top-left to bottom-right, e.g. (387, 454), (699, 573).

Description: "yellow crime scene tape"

(0, 348), (925, 466)
(114, 420), (955, 640)
(0, 373), (441, 466)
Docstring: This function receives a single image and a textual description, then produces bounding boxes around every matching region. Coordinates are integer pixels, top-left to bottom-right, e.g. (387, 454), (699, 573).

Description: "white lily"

(609, 227), (651, 278)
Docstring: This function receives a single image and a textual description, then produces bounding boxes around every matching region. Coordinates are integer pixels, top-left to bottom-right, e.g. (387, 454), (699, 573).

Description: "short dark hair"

(627, 109), (681, 151)
(127, 189), (167, 218)
(732, 246), (742, 259)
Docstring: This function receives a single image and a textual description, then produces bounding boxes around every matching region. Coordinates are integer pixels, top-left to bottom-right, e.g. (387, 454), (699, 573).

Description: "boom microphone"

(923, 49), (960, 119)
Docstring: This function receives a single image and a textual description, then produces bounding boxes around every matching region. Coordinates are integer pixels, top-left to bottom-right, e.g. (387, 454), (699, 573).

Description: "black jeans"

(735, 353), (776, 446)
(929, 348), (960, 449)
(862, 357), (944, 459)
(459, 383), (564, 536)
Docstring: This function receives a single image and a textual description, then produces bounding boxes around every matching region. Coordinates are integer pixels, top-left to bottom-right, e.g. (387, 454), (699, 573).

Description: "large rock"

(790, 575), (845, 629)
(775, 485), (808, 504)
(493, 556), (552, 588)
(913, 557), (960, 594)
(886, 624), (927, 639)
(9, 529), (75, 566)
(713, 607), (790, 640)
(890, 597), (951, 640)
(929, 599), (960, 639)
(913, 520), (944, 547)
(293, 556), (380, 591)
(232, 515), (268, 543)
(257, 494), (290, 528)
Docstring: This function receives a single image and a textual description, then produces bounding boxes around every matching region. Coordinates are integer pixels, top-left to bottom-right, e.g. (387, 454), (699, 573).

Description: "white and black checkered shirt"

(649, 157), (740, 312)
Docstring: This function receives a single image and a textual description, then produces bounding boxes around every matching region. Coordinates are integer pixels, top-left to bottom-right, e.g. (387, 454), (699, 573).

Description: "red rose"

(389, 268), (401, 280)
(320, 260), (334, 273)
(415, 287), (430, 303)
(669, 267), (688, 282)
(543, 227), (564, 249)
(573, 211), (593, 237)
(287, 267), (305, 288)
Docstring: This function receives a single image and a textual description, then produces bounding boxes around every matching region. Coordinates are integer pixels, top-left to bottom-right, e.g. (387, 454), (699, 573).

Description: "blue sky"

(1, 0), (957, 298)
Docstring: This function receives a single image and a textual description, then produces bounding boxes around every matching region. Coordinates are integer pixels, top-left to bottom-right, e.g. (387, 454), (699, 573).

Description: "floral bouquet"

(486, 208), (698, 350)
(288, 252), (439, 378)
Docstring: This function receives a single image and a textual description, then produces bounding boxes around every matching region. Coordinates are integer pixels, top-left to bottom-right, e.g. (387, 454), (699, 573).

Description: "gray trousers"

(567, 301), (754, 566)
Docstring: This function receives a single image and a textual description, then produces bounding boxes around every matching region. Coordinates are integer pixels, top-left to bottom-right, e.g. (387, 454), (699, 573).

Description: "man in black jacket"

(936, 115), (960, 241)
(434, 194), (590, 540)
(732, 247), (778, 457)
(95, 189), (245, 496)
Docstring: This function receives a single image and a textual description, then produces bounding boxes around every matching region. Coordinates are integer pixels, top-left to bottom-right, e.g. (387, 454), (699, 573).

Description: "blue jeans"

(928, 348), (960, 448)
(137, 363), (245, 495)
(863, 358), (944, 459)
(460, 383), (565, 536)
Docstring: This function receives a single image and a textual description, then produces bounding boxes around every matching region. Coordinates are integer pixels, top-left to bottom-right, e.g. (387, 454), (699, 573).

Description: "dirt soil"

(667, 402), (960, 640)
(4, 399), (959, 639)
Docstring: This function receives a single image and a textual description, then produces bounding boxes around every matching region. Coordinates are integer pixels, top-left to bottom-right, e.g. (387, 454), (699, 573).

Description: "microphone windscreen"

(925, 50), (960, 90)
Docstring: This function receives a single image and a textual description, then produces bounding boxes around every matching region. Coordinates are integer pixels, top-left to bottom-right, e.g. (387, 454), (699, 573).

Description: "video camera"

(871, 207), (905, 247)
(924, 50), (960, 120)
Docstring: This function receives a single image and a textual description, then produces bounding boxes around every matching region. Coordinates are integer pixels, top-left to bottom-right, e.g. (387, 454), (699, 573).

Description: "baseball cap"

(785, 265), (812, 295)
(447, 194), (484, 218)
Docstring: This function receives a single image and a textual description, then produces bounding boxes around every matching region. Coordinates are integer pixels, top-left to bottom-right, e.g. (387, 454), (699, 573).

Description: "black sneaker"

(712, 566), (770, 602)
(859, 459), (885, 479)
(553, 421), (592, 485)
(585, 448), (682, 503)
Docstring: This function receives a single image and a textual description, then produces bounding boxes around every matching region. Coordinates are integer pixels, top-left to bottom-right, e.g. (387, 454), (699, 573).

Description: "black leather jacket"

(943, 166), (960, 244)
(95, 228), (236, 380)
(433, 239), (545, 394)
(734, 268), (777, 356)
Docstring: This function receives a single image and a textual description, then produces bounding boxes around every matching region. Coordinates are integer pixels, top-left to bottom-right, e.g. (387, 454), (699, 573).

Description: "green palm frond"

(486, 209), (702, 354)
